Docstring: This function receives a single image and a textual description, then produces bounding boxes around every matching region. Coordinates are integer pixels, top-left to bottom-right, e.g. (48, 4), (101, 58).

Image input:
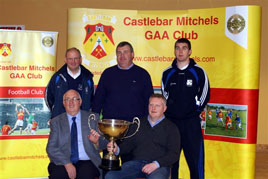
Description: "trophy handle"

(88, 113), (96, 130)
(88, 113), (104, 136)
(122, 117), (140, 139)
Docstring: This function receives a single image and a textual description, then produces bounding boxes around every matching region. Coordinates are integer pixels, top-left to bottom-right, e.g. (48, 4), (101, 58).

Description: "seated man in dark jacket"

(105, 94), (181, 179)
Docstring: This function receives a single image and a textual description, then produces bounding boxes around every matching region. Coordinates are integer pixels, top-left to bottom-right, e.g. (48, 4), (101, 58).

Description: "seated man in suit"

(105, 94), (181, 179)
(46, 89), (107, 179)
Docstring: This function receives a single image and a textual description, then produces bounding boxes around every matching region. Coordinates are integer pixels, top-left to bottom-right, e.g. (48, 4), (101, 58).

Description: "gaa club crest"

(83, 23), (115, 59)
(0, 43), (12, 57)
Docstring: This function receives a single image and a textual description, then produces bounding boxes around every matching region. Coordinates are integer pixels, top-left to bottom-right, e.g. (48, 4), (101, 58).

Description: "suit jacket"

(46, 110), (107, 174)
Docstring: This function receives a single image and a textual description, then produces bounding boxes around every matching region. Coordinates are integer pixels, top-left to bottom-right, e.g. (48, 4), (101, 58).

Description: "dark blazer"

(46, 110), (107, 175)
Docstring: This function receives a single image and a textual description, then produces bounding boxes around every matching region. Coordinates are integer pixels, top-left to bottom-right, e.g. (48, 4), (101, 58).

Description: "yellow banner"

(68, 6), (261, 179)
(0, 139), (49, 178)
(1, 139), (254, 179)
(0, 30), (57, 87)
(0, 30), (58, 178)
(180, 141), (256, 178)
(68, 6), (261, 89)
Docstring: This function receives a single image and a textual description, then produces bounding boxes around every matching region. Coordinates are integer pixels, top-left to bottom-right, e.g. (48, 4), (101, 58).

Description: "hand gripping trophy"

(88, 114), (140, 170)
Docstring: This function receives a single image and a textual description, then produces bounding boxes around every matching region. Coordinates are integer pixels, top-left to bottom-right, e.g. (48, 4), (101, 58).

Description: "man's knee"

(148, 167), (170, 179)
(104, 171), (120, 179)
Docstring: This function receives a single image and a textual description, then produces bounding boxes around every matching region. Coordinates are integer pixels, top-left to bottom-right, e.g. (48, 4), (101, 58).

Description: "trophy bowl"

(88, 115), (140, 170)
(98, 119), (130, 141)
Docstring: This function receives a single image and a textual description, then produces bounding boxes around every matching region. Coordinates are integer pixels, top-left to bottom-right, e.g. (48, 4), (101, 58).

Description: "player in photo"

(23, 107), (35, 134)
(200, 110), (206, 129)
(10, 104), (25, 135)
(216, 109), (224, 127)
(225, 114), (233, 130)
(227, 109), (233, 119)
(208, 109), (212, 121)
(235, 113), (243, 130)
(31, 119), (38, 134)
(1, 121), (11, 135)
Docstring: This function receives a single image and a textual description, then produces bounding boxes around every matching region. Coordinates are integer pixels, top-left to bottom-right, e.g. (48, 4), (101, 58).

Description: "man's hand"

(88, 129), (100, 144)
(64, 163), (76, 179)
(142, 162), (158, 174)
(107, 141), (118, 154)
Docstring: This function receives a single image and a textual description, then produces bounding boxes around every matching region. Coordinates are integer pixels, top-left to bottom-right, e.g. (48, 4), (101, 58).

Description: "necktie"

(70, 116), (79, 163)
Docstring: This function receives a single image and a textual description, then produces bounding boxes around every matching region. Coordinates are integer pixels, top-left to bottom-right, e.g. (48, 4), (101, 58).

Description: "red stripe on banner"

(204, 88), (259, 144)
(0, 135), (48, 140)
(0, 87), (46, 98)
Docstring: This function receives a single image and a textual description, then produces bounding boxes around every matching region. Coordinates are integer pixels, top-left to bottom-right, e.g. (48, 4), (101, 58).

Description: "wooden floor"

(255, 151), (268, 179)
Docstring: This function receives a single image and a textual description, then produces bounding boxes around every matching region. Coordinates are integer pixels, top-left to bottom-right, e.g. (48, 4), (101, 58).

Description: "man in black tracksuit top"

(161, 38), (210, 179)
(45, 48), (94, 119)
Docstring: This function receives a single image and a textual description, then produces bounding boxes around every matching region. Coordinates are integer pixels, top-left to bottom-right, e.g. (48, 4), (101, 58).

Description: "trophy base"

(99, 158), (121, 171)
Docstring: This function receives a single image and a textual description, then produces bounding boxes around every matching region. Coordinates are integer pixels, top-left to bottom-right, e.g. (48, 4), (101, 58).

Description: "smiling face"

(148, 97), (167, 122)
(63, 90), (82, 116)
(116, 45), (134, 69)
(65, 49), (82, 73)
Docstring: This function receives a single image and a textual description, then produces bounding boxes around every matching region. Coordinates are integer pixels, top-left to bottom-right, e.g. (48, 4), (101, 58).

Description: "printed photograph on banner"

(202, 103), (247, 138)
(0, 98), (50, 136)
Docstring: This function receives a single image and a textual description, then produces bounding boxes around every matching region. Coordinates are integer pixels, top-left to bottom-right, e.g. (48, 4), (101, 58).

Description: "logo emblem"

(78, 84), (83, 91)
(186, 79), (192, 87)
(83, 23), (115, 59)
(0, 43), (12, 57)
(42, 36), (54, 47)
(227, 14), (245, 34)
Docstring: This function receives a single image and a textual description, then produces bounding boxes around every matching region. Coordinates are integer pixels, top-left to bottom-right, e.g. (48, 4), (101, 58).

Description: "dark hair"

(116, 41), (134, 53)
(5, 121), (8, 125)
(174, 38), (191, 50)
(149, 93), (167, 105)
(65, 47), (82, 58)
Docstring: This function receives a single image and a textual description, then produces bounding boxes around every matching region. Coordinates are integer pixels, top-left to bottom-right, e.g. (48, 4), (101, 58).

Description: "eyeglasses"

(66, 57), (80, 61)
(64, 97), (81, 102)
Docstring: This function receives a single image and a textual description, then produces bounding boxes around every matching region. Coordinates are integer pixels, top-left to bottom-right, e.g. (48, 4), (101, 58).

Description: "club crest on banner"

(83, 23), (115, 59)
(227, 14), (245, 34)
(225, 6), (248, 49)
(0, 43), (12, 57)
(42, 36), (54, 47)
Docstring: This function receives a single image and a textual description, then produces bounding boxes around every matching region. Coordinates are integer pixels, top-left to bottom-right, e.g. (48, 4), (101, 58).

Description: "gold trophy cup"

(88, 114), (140, 170)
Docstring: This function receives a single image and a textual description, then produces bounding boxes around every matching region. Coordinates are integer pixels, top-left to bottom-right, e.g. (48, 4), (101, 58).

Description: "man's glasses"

(64, 97), (81, 102)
